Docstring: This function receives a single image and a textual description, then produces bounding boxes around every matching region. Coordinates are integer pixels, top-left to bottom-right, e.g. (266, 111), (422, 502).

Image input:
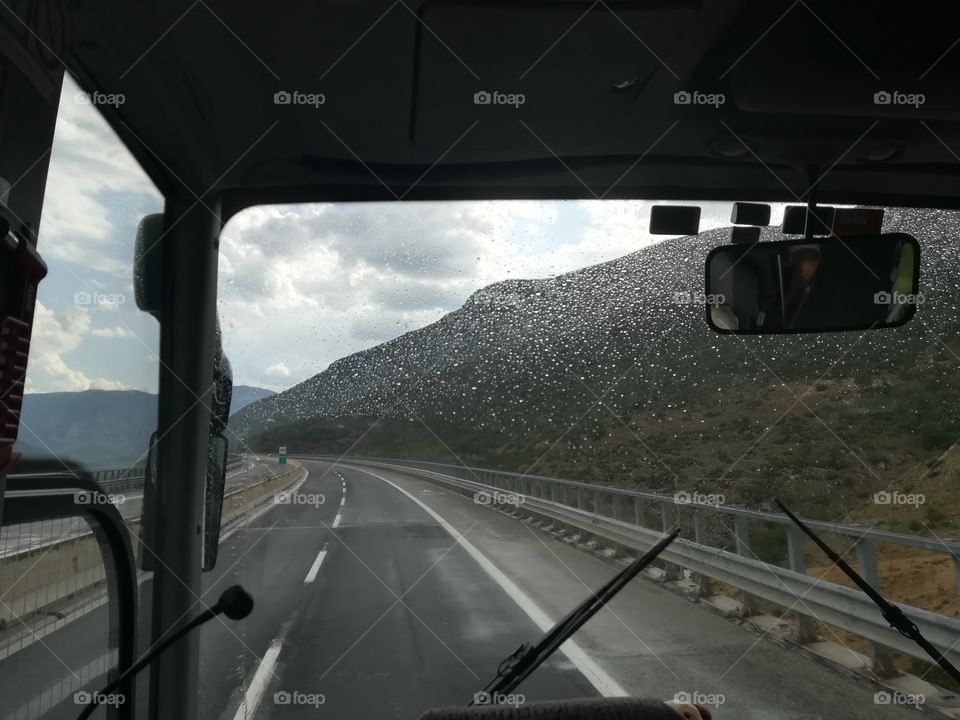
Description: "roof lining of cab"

(60, 0), (960, 218)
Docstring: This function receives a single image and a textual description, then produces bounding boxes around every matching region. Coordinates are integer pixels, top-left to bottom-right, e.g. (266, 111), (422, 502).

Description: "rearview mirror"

(705, 233), (920, 334)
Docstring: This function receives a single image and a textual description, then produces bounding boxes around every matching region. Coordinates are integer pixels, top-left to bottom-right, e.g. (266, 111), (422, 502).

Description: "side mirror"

(133, 213), (234, 570)
(705, 233), (920, 334)
(134, 213), (164, 320)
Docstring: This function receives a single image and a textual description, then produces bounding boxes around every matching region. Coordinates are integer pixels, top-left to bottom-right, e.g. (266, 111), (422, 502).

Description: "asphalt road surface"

(0, 459), (927, 720)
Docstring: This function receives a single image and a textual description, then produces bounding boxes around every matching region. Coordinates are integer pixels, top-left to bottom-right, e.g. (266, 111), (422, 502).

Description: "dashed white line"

(304, 548), (328, 583)
(332, 511), (343, 528)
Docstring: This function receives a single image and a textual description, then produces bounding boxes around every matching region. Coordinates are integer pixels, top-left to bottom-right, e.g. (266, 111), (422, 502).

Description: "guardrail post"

(691, 509), (711, 596)
(633, 497), (644, 527)
(787, 526), (818, 643)
(856, 538), (898, 677)
(734, 515), (760, 617)
(660, 503), (682, 580)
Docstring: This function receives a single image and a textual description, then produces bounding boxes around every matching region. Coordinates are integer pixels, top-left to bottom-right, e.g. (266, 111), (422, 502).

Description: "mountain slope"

(231, 385), (276, 414)
(231, 208), (960, 525)
(15, 389), (157, 467)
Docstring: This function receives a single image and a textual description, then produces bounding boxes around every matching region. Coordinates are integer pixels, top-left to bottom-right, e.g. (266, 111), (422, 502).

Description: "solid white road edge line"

(304, 549), (328, 583)
(353, 466), (628, 698)
(231, 638), (283, 720)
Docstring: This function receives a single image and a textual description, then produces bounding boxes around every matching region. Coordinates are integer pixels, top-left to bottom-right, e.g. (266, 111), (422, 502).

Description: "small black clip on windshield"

(775, 499), (960, 684)
(470, 527), (680, 705)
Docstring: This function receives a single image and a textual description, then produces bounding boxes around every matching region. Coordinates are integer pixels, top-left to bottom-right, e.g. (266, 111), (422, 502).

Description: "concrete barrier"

(0, 461), (303, 629)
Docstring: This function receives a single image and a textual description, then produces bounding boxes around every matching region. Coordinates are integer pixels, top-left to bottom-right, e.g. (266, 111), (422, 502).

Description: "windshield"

(206, 200), (959, 719)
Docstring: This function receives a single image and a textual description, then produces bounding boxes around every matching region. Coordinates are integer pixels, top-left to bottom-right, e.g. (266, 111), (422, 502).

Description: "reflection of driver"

(782, 244), (822, 327)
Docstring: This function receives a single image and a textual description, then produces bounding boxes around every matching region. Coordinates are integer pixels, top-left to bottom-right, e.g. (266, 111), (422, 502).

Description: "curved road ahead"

(0, 459), (926, 720)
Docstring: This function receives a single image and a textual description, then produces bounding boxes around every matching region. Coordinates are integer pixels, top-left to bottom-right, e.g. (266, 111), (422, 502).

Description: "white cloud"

(264, 362), (291, 379)
(90, 326), (134, 338)
(27, 302), (132, 392)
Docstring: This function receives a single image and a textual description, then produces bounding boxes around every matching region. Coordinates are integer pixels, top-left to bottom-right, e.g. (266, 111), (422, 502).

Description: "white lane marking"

(231, 638), (283, 720)
(332, 510), (343, 528)
(304, 548), (328, 583)
(353, 466), (629, 699)
(339, 496), (345, 507)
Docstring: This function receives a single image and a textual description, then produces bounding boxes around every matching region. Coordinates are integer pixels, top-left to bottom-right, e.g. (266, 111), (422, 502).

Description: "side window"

(0, 76), (162, 720)
(14, 74), (163, 475)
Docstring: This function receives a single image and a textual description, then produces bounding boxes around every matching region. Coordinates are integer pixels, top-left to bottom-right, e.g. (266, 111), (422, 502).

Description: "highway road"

(0, 459), (927, 720)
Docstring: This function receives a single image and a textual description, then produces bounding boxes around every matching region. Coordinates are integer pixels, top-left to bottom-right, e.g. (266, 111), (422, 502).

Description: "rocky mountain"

(231, 207), (960, 525)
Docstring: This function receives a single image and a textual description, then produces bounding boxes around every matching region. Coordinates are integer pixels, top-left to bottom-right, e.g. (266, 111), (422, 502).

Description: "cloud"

(27, 302), (132, 392)
(38, 77), (162, 275)
(90, 326), (134, 338)
(265, 362), (291, 378)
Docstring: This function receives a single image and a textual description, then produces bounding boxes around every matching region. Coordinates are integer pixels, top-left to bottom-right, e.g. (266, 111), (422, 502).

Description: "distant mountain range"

(14, 384), (275, 468)
(230, 207), (960, 525)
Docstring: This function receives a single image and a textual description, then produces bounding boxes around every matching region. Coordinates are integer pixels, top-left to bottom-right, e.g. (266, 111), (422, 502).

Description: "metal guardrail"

(333, 456), (960, 677)
(10, 455), (245, 494)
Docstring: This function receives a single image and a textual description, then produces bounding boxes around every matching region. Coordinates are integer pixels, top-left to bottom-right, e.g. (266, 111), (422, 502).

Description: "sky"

(27, 75), (762, 395)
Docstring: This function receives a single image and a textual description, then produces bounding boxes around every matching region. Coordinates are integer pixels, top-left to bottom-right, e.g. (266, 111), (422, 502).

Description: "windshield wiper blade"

(470, 527), (680, 705)
(775, 499), (960, 684)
